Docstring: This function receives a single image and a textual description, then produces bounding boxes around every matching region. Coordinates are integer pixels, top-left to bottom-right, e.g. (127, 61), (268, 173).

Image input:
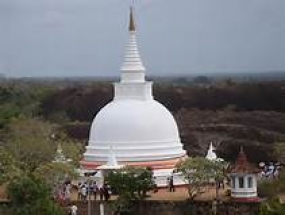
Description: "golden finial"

(129, 6), (136, 32)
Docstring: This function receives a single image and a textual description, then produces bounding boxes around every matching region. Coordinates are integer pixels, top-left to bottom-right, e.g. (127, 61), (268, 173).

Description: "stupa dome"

(81, 7), (186, 170)
(84, 99), (185, 162)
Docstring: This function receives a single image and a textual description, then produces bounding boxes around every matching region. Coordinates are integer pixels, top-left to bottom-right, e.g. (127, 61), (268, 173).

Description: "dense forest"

(1, 78), (285, 163)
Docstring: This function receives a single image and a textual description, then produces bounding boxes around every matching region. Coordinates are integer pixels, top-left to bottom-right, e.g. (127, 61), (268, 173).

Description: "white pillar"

(100, 203), (104, 215)
(235, 176), (239, 189)
(231, 176), (235, 188)
(244, 175), (248, 188)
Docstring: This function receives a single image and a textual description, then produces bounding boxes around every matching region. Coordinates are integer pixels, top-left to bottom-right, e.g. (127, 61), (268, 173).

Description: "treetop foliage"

(107, 166), (154, 201)
(38, 81), (285, 123)
(176, 157), (227, 199)
(106, 166), (155, 214)
(0, 118), (80, 187)
(0, 117), (79, 215)
(259, 197), (285, 215)
(0, 82), (55, 128)
(7, 175), (64, 215)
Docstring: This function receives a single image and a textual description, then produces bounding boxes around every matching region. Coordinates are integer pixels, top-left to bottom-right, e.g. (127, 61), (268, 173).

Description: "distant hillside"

(1, 79), (284, 163)
(60, 109), (285, 163)
(176, 110), (285, 163)
(2, 70), (285, 83)
(40, 81), (285, 122)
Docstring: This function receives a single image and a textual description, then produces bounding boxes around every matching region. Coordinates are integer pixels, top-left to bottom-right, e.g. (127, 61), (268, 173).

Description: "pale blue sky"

(0, 0), (284, 77)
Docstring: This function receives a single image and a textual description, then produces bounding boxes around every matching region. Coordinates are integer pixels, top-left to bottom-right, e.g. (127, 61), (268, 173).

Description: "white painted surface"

(83, 10), (185, 165)
(206, 142), (217, 161)
(120, 32), (145, 83)
(230, 174), (257, 198)
(84, 99), (185, 162)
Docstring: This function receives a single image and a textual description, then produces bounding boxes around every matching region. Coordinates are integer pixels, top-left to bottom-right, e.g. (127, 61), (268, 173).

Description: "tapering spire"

(206, 142), (217, 161)
(235, 147), (248, 168)
(230, 147), (259, 173)
(120, 6), (146, 83)
(129, 7), (136, 32)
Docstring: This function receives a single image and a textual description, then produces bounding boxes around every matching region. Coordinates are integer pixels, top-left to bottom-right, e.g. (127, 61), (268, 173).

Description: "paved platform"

(70, 185), (229, 202)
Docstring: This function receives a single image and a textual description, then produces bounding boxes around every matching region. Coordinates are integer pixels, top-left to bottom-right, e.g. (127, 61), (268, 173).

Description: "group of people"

(260, 162), (281, 179)
(77, 181), (111, 202)
(54, 180), (72, 206)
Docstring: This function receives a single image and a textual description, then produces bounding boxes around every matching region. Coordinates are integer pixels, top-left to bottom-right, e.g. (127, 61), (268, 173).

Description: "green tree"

(274, 142), (285, 165)
(106, 166), (154, 214)
(33, 162), (77, 192)
(260, 197), (285, 215)
(210, 160), (228, 200)
(3, 118), (82, 173)
(0, 118), (80, 210)
(258, 171), (285, 198)
(0, 103), (21, 128)
(176, 157), (226, 200)
(4, 118), (56, 173)
(7, 175), (64, 215)
(0, 147), (21, 184)
(0, 83), (54, 128)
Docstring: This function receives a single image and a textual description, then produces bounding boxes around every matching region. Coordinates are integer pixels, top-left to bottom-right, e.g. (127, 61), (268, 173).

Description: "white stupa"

(205, 142), (224, 162)
(81, 8), (186, 175)
(206, 142), (217, 161)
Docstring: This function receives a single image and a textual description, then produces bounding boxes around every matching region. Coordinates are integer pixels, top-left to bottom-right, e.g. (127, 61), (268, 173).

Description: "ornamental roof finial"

(129, 6), (136, 32)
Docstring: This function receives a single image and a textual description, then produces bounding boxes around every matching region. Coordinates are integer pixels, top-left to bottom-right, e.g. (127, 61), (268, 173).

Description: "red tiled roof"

(229, 147), (260, 174)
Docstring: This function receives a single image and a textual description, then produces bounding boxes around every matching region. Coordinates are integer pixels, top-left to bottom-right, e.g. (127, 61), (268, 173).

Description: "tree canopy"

(4, 118), (56, 173)
(7, 175), (64, 215)
(260, 197), (285, 215)
(0, 119), (80, 203)
(0, 118), (80, 215)
(1, 118), (81, 177)
(106, 166), (155, 214)
(176, 157), (226, 200)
